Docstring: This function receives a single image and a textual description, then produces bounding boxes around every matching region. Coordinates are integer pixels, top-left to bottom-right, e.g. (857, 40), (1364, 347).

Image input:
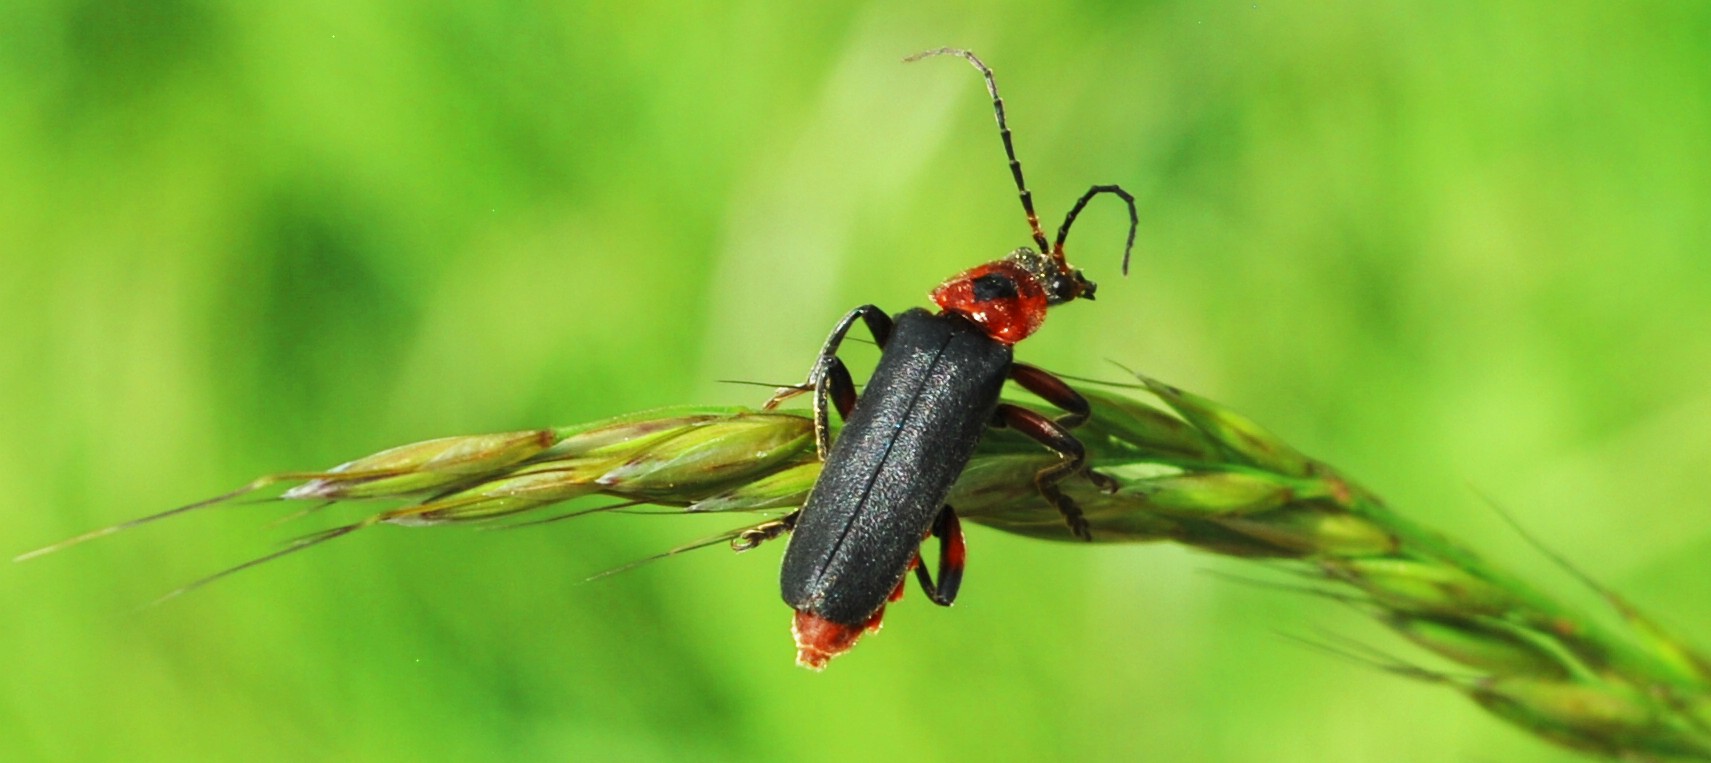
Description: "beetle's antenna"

(1055, 184), (1139, 276)
(905, 47), (1051, 257)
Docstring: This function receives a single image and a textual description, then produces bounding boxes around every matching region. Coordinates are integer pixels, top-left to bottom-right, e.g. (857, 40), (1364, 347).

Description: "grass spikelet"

(284, 429), (559, 500)
(590, 412), (813, 499)
(1134, 374), (1313, 477)
(1379, 613), (1573, 679)
(1215, 504), (1400, 557)
(1123, 470), (1309, 517)
(686, 461), (820, 513)
(1322, 557), (1518, 618)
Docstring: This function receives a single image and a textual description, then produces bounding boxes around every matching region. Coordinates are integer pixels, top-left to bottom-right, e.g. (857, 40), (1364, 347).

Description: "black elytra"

(778, 308), (1010, 626)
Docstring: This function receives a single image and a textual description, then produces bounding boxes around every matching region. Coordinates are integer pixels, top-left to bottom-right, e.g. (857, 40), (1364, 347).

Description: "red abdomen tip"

(792, 608), (885, 670)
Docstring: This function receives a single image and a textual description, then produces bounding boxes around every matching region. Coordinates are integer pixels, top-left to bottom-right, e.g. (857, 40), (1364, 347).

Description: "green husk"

(17, 381), (1711, 760)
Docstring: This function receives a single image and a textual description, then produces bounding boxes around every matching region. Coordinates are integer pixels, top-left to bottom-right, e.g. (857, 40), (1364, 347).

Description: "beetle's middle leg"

(911, 506), (966, 606)
(763, 305), (893, 458)
(1007, 363), (1118, 493)
(992, 403), (1098, 541)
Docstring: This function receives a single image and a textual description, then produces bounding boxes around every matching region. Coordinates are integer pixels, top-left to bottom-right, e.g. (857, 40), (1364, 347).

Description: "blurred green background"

(4, 1), (1709, 760)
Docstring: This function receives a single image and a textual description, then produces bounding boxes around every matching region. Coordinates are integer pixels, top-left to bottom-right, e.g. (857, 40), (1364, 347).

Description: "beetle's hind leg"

(993, 403), (1098, 541)
(732, 511), (799, 552)
(912, 506), (966, 606)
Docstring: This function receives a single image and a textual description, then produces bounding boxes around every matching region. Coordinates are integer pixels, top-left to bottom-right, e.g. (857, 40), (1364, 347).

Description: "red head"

(931, 247), (1098, 345)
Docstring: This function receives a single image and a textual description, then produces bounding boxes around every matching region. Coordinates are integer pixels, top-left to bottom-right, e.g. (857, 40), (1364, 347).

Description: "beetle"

(760, 48), (1140, 669)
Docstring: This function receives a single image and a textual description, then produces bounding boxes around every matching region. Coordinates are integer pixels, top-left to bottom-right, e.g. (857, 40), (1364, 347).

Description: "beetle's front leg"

(763, 305), (893, 458)
(992, 403), (1097, 541)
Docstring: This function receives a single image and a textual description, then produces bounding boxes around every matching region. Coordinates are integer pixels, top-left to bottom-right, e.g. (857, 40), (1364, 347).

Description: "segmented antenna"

(1056, 184), (1139, 276)
(906, 48), (1141, 277)
(905, 47), (1051, 256)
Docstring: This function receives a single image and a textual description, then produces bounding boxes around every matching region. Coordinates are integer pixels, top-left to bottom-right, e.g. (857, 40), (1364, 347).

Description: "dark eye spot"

(1047, 275), (1077, 302)
(972, 272), (1019, 302)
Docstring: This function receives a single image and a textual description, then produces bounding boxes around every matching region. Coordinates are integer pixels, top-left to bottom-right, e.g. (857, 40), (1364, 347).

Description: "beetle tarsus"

(1088, 468), (1119, 494)
(995, 402), (1099, 541)
(1038, 476), (1094, 541)
(761, 383), (813, 411)
(733, 512), (798, 552)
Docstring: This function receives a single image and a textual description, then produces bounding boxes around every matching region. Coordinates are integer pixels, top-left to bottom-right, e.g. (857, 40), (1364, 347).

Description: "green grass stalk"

(18, 383), (1711, 760)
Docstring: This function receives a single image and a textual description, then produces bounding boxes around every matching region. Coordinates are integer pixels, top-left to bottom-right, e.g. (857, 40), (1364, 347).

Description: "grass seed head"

(30, 376), (1710, 761)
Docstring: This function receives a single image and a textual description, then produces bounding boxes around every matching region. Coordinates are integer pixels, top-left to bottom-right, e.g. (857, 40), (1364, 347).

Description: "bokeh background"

(4, 1), (1709, 761)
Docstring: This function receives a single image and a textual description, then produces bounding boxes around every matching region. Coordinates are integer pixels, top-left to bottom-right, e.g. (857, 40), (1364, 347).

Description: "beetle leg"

(993, 403), (1097, 541)
(1008, 362), (1091, 428)
(732, 511), (799, 552)
(764, 305), (894, 459)
(911, 506), (966, 606)
(1006, 364), (1118, 493)
(820, 357), (859, 429)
